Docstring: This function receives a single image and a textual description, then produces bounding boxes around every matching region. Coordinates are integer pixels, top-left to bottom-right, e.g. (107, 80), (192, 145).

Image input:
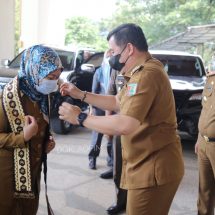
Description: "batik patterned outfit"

(0, 45), (62, 215)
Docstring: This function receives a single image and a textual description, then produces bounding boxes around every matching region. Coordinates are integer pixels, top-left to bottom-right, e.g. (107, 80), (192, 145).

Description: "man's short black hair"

(107, 23), (148, 52)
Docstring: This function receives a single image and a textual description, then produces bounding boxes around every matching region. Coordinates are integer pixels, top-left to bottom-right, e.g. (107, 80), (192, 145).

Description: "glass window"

(9, 49), (75, 71)
(56, 50), (75, 71)
(152, 54), (205, 77)
(9, 52), (23, 68)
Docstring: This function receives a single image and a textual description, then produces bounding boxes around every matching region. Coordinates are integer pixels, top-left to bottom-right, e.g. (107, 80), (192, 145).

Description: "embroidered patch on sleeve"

(127, 83), (137, 96)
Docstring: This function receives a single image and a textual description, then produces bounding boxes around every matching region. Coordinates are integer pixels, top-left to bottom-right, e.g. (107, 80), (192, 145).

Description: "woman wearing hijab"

(0, 45), (63, 215)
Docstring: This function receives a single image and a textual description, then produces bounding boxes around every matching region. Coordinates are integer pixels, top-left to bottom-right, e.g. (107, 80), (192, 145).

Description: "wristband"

(81, 91), (87, 102)
(77, 112), (88, 127)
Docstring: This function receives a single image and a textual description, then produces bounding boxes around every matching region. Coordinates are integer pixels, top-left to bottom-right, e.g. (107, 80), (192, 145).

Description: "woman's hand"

(23, 115), (38, 142)
(46, 136), (56, 153)
(60, 82), (83, 99)
(59, 102), (82, 125)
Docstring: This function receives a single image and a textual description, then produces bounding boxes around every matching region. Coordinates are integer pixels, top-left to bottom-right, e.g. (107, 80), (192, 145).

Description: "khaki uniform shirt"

(0, 90), (48, 208)
(118, 54), (184, 189)
(198, 73), (215, 142)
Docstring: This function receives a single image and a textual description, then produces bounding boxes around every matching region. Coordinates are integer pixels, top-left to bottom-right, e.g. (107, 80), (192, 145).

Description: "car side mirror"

(1, 59), (10, 66)
(205, 66), (209, 74)
(80, 64), (95, 73)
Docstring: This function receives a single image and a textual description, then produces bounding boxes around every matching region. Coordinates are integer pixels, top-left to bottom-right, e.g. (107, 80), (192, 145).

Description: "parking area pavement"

(38, 127), (199, 215)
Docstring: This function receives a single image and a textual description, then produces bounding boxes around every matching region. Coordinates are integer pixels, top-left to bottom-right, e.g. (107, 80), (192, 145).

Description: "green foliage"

(65, 16), (107, 51)
(65, 16), (96, 47)
(15, 0), (21, 55)
(109, 0), (215, 45)
(65, 0), (215, 58)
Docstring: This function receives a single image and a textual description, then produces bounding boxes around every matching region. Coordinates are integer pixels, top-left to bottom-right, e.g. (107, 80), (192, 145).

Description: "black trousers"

(113, 136), (127, 207)
(88, 108), (113, 166)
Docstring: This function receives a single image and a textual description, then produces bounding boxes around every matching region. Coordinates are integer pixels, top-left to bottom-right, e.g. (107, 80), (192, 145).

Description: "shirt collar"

(122, 52), (152, 79)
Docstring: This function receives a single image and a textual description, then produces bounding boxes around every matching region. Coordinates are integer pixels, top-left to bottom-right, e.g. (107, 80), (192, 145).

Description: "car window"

(9, 49), (75, 71)
(56, 50), (75, 71)
(84, 52), (104, 68)
(153, 54), (205, 77)
(9, 52), (23, 68)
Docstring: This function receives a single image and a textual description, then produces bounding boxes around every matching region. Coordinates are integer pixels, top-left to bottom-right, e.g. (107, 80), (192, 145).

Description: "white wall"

(0, 0), (15, 61)
(20, 0), (38, 49)
(21, 0), (66, 49)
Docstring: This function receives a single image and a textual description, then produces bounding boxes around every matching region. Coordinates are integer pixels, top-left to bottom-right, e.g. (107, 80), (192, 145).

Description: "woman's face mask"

(109, 45), (129, 71)
(36, 79), (58, 95)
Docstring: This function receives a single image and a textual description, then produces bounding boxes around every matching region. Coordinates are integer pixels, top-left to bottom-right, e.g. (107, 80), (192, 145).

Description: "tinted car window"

(9, 49), (75, 71)
(56, 50), (75, 71)
(153, 54), (205, 77)
(84, 52), (104, 68)
(9, 53), (23, 68)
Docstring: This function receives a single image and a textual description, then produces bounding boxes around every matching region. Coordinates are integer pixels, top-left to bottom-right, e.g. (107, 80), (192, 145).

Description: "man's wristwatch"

(77, 112), (88, 127)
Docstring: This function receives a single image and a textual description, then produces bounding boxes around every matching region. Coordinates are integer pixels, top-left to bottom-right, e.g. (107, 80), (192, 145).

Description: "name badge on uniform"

(127, 83), (137, 96)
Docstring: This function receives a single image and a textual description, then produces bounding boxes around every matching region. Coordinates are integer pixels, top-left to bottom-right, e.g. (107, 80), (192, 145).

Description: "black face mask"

(109, 45), (129, 71)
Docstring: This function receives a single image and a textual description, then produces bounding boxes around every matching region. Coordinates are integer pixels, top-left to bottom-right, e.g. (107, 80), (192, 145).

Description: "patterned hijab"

(18, 45), (63, 115)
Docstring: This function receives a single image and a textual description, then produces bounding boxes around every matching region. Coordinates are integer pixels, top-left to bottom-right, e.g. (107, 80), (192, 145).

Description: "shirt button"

(211, 81), (214, 85)
(211, 105), (213, 109)
(38, 144), (42, 149)
(40, 131), (44, 136)
(203, 96), (207, 101)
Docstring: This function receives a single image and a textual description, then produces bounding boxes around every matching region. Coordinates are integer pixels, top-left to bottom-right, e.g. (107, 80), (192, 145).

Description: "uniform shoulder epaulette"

(207, 71), (215, 77)
(131, 65), (144, 76)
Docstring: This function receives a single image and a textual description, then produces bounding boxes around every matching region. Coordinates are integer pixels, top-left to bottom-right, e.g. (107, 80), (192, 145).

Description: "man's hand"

(23, 115), (38, 142)
(46, 136), (56, 154)
(195, 143), (199, 154)
(58, 102), (82, 125)
(60, 82), (83, 99)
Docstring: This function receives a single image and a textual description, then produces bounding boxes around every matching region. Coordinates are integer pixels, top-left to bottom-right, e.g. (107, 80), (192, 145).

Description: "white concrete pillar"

(37, 0), (66, 47)
(20, 0), (39, 49)
(0, 0), (15, 61)
(21, 0), (66, 49)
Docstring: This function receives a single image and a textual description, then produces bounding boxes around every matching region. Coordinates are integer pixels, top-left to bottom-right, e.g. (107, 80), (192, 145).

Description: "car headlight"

(189, 93), (202, 101)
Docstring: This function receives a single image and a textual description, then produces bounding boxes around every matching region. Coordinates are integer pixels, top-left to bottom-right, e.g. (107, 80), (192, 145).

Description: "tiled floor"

(38, 127), (199, 215)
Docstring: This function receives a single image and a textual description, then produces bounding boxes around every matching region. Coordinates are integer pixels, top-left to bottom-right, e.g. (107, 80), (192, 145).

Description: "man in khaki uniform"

(195, 67), (215, 215)
(59, 23), (184, 215)
(105, 70), (127, 214)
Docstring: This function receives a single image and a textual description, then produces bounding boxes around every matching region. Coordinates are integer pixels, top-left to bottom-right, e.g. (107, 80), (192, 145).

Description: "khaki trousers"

(197, 140), (215, 215)
(126, 180), (181, 215)
(113, 136), (127, 207)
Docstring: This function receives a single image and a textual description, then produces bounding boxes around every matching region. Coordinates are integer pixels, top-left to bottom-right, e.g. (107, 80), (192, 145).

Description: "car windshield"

(84, 52), (104, 68)
(9, 52), (23, 68)
(9, 49), (75, 71)
(56, 50), (75, 71)
(153, 54), (205, 77)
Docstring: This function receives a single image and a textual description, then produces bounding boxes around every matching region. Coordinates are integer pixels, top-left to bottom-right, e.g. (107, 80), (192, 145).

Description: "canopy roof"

(150, 24), (215, 51)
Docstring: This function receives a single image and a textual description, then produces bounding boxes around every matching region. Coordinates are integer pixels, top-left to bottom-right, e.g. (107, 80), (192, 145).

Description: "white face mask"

(36, 79), (58, 95)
